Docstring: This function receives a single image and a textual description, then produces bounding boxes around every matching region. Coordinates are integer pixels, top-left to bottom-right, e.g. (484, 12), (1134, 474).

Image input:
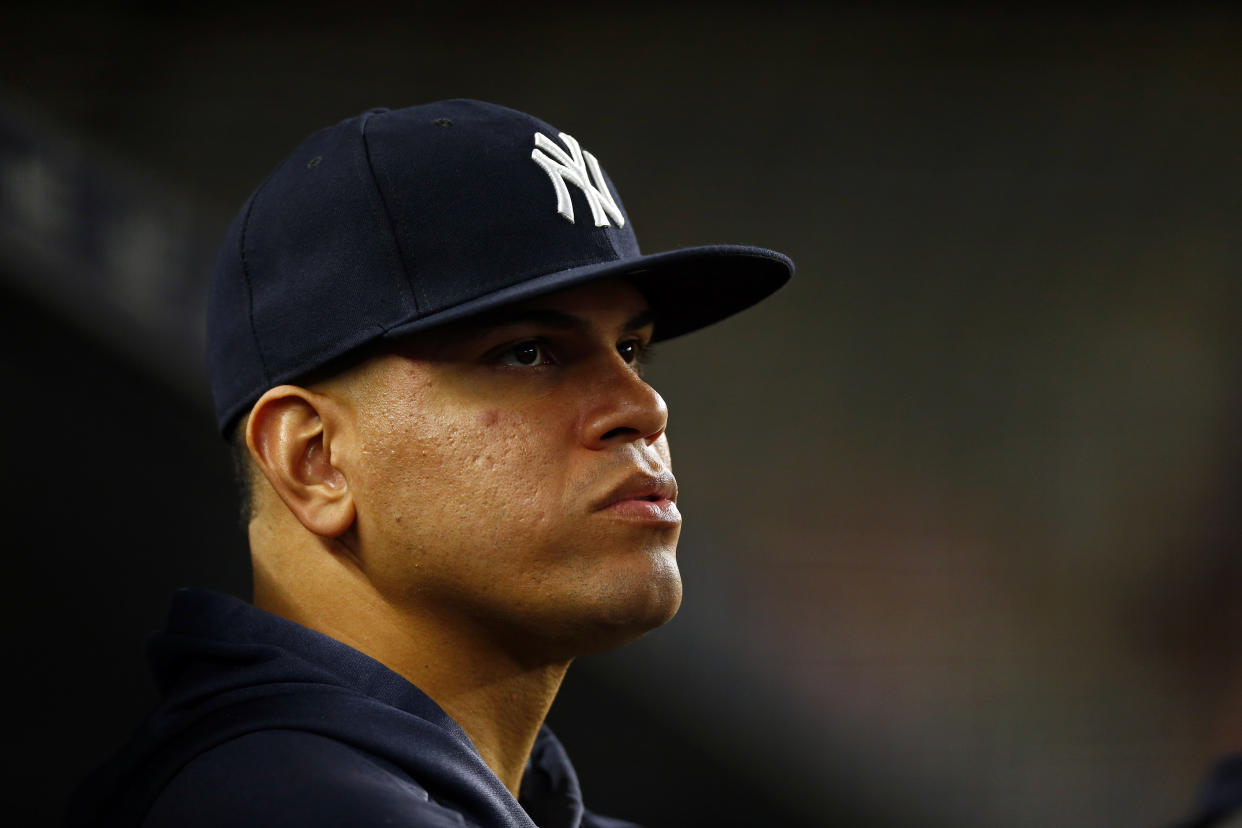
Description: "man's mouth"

(595, 471), (681, 524)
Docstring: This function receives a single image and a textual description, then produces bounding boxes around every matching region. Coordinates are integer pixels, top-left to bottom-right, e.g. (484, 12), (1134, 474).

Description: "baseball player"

(66, 99), (793, 828)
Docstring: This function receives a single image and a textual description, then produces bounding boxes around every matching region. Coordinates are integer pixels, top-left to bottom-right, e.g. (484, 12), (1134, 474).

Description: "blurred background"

(4, 2), (1240, 826)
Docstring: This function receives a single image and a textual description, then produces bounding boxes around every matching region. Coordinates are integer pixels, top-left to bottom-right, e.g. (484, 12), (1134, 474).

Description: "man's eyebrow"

(451, 306), (656, 335)
(621, 309), (656, 332)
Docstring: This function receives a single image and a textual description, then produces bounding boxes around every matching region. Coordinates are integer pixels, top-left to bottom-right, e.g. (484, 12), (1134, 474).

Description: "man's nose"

(578, 358), (669, 450)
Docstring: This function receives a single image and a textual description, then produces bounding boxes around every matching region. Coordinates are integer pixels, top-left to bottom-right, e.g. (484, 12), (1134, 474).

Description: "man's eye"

(497, 341), (551, 367)
(617, 339), (649, 366)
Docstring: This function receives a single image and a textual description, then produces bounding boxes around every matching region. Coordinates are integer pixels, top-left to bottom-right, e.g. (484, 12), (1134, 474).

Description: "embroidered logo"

(531, 132), (625, 228)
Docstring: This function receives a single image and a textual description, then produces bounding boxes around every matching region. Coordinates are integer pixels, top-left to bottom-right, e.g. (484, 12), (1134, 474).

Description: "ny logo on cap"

(531, 132), (625, 228)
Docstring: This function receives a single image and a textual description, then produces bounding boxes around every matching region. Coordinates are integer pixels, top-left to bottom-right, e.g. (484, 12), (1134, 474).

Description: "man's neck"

(427, 659), (570, 794)
(253, 559), (570, 796)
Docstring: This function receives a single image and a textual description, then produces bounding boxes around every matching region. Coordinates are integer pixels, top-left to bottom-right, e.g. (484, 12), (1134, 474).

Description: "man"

(66, 99), (792, 828)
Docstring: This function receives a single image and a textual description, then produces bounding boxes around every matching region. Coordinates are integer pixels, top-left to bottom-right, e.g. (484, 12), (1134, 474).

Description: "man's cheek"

(655, 434), (673, 467)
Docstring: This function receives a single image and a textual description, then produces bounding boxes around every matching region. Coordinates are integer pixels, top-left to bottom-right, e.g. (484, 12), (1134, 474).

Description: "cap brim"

(384, 244), (793, 343)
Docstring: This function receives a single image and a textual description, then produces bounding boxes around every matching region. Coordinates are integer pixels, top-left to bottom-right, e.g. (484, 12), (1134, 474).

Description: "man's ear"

(245, 385), (356, 538)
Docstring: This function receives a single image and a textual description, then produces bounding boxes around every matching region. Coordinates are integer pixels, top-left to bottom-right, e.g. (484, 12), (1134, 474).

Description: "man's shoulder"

(143, 729), (466, 828)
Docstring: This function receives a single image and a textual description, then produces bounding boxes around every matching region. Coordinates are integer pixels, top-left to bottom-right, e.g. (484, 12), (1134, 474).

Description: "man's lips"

(594, 470), (681, 524)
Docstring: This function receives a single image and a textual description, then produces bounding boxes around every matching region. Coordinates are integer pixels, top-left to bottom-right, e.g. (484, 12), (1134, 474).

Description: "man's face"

(333, 278), (682, 661)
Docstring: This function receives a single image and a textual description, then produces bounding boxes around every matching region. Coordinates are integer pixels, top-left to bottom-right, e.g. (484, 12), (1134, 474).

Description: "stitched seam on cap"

(237, 180), (274, 385)
(358, 111), (421, 316)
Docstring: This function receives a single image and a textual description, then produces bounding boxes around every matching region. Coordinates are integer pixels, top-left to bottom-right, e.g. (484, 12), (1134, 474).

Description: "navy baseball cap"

(207, 99), (793, 434)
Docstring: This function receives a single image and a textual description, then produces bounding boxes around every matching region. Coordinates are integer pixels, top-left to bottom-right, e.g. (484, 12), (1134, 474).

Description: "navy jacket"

(1177, 754), (1242, 828)
(66, 589), (638, 828)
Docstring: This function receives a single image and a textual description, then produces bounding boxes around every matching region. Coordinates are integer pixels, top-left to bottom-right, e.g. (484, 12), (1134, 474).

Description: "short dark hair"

(228, 418), (256, 533)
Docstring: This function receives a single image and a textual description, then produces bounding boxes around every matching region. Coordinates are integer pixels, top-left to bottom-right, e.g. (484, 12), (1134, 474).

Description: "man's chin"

(562, 574), (684, 657)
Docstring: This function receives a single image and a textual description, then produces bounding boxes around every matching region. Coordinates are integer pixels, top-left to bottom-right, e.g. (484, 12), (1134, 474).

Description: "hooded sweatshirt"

(1176, 754), (1242, 828)
(65, 589), (638, 828)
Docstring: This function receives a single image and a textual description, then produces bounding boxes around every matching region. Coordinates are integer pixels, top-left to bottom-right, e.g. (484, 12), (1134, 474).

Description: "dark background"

(3, 3), (1241, 826)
